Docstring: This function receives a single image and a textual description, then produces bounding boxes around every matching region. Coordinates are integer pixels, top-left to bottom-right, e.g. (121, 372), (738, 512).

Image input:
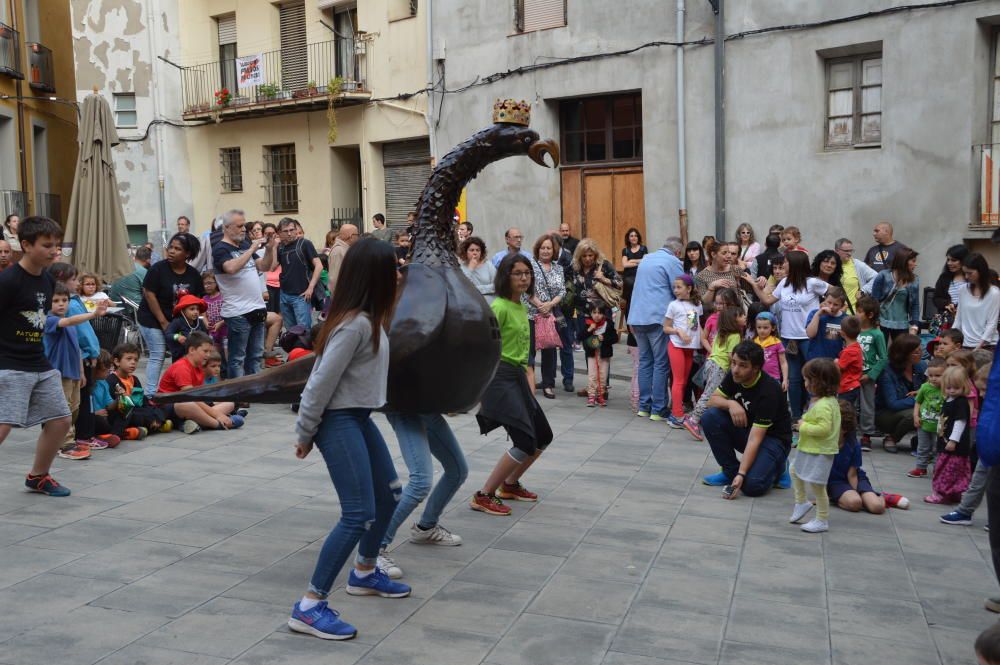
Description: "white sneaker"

(182, 420), (201, 435)
(377, 550), (403, 579)
(409, 523), (462, 546)
(789, 502), (814, 524)
(800, 518), (829, 533)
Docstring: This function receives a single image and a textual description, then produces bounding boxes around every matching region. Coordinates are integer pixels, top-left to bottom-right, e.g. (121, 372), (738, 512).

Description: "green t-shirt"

(915, 382), (944, 433)
(857, 327), (888, 380)
(491, 296), (529, 368)
(709, 332), (741, 371)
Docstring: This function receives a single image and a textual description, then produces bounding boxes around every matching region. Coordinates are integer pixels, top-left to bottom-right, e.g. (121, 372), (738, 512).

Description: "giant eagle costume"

(156, 99), (559, 413)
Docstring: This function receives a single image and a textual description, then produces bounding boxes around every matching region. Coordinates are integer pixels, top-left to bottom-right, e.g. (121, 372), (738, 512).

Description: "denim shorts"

(0, 369), (71, 427)
(828, 476), (876, 502)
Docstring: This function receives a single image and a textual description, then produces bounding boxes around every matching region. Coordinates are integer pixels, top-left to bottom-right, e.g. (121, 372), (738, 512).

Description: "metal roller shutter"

(523, 0), (565, 32)
(383, 139), (431, 230)
(279, 2), (307, 90)
(217, 14), (236, 45)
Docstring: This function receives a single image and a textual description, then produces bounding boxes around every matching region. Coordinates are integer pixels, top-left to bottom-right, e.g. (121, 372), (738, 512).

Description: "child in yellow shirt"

(789, 358), (842, 533)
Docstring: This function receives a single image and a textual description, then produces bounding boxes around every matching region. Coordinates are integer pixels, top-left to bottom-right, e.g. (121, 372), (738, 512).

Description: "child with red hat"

(165, 294), (209, 363)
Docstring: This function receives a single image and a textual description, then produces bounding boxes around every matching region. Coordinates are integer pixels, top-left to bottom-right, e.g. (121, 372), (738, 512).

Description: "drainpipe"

(712, 0), (725, 241)
(425, 0), (437, 162)
(10, 0), (26, 216)
(675, 0), (687, 245)
(144, 0), (168, 250)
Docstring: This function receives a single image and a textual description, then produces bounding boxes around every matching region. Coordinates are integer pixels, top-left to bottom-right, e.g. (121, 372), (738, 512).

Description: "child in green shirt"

(908, 358), (946, 478)
(682, 307), (746, 441)
(789, 358), (843, 533)
(856, 296), (888, 450)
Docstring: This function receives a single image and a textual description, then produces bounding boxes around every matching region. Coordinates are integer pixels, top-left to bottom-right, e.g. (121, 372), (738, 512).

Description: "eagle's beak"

(529, 139), (559, 168)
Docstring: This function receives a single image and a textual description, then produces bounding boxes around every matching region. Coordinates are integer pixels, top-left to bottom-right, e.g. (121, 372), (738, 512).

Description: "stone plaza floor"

(0, 352), (996, 665)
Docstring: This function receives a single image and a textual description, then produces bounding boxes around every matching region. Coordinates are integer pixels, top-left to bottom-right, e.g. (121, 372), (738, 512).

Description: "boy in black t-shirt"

(0, 217), (73, 496)
(700, 341), (793, 498)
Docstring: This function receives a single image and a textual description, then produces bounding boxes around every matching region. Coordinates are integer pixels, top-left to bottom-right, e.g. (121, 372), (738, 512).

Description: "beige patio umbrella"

(63, 90), (133, 282)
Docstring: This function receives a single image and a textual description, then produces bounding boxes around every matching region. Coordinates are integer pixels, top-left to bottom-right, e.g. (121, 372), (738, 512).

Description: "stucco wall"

(72, 0), (194, 240)
(432, 0), (1000, 293)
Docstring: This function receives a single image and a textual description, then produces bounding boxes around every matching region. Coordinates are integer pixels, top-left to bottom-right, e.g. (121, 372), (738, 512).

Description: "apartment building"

(0, 1), (78, 225)
(433, 0), (1000, 291)
(178, 0), (430, 242)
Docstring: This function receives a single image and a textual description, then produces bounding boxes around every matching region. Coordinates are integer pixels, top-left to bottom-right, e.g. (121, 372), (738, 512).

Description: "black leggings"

(75, 362), (96, 440)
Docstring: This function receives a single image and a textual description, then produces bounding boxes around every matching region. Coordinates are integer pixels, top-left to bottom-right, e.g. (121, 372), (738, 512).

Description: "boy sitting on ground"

(158, 331), (243, 434)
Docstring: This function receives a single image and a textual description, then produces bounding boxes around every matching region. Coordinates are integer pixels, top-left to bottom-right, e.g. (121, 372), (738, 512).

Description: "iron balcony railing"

(36, 192), (60, 222)
(181, 38), (369, 115)
(27, 42), (54, 92)
(0, 190), (26, 218)
(0, 23), (22, 80)
(976, 143), (1000, 226)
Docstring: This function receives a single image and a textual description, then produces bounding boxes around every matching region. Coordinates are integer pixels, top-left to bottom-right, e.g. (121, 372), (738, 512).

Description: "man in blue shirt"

(491, 227), (533, 267)
(627, 237), (685, 419)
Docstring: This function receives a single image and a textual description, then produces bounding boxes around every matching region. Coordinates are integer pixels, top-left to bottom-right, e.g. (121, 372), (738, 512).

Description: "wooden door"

(561, 166), (645, 260)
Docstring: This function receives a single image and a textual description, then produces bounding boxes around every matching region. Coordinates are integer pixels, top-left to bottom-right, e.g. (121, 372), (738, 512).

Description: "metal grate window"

(220, 147), (243, 192)
(113, 93), (137, 128)
(825, 52), (882, 149)
(262, 144), (298, 213)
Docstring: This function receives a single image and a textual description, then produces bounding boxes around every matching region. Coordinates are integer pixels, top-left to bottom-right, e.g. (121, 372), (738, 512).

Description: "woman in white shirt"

(954, 253), (1000, 350)
(459, 237), (497, 304)
(735, 223), (761, 270)
(745, 250), (829, 420)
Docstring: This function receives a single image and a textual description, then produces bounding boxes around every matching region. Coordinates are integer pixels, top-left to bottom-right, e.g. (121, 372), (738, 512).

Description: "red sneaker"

(905, 468), (927, 478)
(265, 356), (283, 368)
(883, 493), (910, 509)
(57, 444), (91, 460)
(97, 434), (121, 448)
(123, 427), (148, 441)
(497, 481), (538, 502)
(469, 492), (511, 515)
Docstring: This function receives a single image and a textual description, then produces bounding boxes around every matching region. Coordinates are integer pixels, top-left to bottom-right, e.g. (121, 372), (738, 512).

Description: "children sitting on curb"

(158, 331), (243, 434)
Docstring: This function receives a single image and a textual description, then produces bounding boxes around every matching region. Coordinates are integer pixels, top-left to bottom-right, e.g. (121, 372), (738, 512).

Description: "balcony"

(0, 190), (26, 218)
(977, 143), (1000, 227)
(35, 192), (60, 222)
(0, 23), (22, 80)
(180, 38), (370, 120)
(27, 43), (54, 93)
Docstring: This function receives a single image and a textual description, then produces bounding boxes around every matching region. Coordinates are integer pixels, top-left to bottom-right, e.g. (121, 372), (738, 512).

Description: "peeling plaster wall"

(71, 0), (194, 242)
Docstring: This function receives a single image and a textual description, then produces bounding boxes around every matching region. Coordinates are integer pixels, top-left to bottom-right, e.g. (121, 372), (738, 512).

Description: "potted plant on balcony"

(258, 82), (279, 101)
(214, 88), (231, 108)
(307, 80), (318, 95)
(326, 76), (344, 143)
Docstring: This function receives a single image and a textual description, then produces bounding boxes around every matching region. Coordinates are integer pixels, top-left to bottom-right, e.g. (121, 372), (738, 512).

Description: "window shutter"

(217, 14), (236, 45)
(383, 139), (432, 230)
(523, 0), (565, 32)
(279, 2), (307, 90)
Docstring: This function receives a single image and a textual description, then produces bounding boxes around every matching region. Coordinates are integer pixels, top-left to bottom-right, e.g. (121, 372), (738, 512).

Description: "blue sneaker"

(287, 601), (357, 640)
(774, 462), (791, 490)
(702, 471), (729, 487)
(346, 568), (411, 598)
(227, 414), (245, 429)
(939, 510), (973, 526)
(666, 415), (685, 429)
(24, 474), (70, 497)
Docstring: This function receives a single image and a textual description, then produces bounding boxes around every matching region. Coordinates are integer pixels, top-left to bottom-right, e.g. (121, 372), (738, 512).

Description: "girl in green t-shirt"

(471, 254), (554, 517)
(683, 306), (746, 441)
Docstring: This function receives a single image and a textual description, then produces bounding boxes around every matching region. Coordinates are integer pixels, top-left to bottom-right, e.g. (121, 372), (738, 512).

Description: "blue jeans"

(558, 321), (574, 386)
(702, 407), (788, 497)
(633, 323), (670, 416)
(308, 408), (401, 598)
(783, 337), (809, 420)
(381, 413), (469, 547)
(139, 325), (167, 393)
(225, 313), (265, 378)
(279, 290), (313, 329)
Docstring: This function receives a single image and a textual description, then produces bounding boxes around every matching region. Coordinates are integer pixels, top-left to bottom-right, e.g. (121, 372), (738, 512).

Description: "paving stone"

(725, 597), (829, 649)
(491, 520), (585, 557)
(407, 580), (533, 636)
(50, 539), (198, 584)
(357, 623), (497, 665)
(20, 515), (155, 554)
(719, 640), (830, 665)
(582, 516), (669, 553)
(232, 631), (370, 664)
(667, 513), (747, 547)
(181, 532), (310, 576)
(0, 544), (80, 589)
(90, 562), (247, 618)
(828, 591), (933, 646)
(134, 509), (266, 548)
(601, 654), (700, 665)
(74, 475), (185, 502)
(138, 596), (288, 659)
(613, 604), (724, 664)
(653, 537), (741, 578)
(559, 542), (654, 583)
(453, 547), (564, 590)
(0, 573), (123, 640)
(0, 522), (47, 546)
(831, 632), (942, 665)
(489, 614), (616, 665)
(527, 573), (638, 624)
(0, 496), (123, 529)
(96, 645), (230, 665)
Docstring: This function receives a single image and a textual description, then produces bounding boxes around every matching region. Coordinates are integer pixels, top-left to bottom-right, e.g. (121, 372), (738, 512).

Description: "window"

(560, 93), (642, 165)
(114, 93), (137, 128)
(825, 52), (882, 149)
(515, 0), (566, 33)
(389, 0), (417, 20)
(220, 147), (243, 192)
(262, 144), (298, 213)
(217, 14), (237, 94)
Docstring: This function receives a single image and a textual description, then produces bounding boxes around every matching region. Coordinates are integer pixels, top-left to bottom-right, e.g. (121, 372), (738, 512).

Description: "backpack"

(977, 350), (1000, 466)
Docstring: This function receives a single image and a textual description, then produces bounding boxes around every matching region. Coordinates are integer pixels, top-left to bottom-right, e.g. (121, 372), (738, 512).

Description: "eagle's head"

(487, 123), (560, 168)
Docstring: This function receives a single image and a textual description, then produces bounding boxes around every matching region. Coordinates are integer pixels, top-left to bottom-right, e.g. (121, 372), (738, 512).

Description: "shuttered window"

(515, 0), (566, 33)
(279, 2), (307, 91)
(383, 139), (431, 230)
(217, 14), (236, 45)
(217, 14), (237, 94)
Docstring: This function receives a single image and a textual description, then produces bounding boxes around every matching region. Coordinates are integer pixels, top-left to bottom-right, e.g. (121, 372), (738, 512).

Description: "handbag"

(534, 314), (563, 350)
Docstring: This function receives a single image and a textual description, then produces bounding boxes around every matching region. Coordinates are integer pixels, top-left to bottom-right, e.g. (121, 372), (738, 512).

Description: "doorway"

(561, 166), (645, 260)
